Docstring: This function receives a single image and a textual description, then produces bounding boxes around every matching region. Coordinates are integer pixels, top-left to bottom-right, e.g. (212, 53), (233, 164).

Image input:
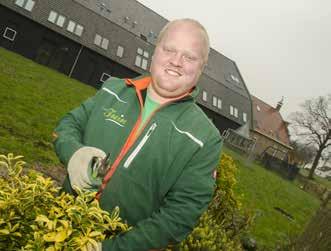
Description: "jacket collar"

(125, 75), (151, 91)
(125, 75), (199, 102)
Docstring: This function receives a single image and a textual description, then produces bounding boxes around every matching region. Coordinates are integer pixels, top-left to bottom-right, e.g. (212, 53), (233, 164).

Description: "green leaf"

(54, 230), (68, 242)
(88, 231), (102, 238)
(44, 232), (57, 242)
(0, 229), (10, 235)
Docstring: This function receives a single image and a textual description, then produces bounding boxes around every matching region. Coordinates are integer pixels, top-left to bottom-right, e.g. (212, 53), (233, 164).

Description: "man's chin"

(159, 86), (181, 95)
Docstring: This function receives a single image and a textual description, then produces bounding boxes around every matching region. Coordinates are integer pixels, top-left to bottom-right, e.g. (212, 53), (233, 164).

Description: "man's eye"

(183, 55), (197, 61)
(163, 47), (175, 53)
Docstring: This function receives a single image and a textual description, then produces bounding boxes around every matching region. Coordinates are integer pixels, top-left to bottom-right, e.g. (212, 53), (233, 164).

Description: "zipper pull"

(147, 122), (157, 136)
(123, 122), (157, 168)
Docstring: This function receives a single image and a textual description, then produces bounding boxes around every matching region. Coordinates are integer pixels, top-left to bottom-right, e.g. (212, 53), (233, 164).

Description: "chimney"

(276, 96), (284, 111)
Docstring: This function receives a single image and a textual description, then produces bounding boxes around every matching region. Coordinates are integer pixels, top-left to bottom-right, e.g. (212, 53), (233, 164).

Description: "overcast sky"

(138, 0), (331, 120)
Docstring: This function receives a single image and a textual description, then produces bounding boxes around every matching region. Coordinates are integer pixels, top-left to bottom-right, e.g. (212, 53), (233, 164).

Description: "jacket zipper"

(123, 122), (157, 168)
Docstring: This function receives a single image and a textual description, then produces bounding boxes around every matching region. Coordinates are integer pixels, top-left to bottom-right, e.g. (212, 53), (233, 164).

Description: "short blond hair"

(156, 18), (210, 64)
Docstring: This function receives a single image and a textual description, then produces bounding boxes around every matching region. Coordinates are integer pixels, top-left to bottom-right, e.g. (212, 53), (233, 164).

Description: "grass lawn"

(223, 147), (321, 250)
(0, 47), (96, 166)
(0, 48), (322, 250)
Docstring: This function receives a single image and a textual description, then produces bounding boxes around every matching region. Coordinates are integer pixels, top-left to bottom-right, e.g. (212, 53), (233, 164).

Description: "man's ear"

(149, 55), (154, 72)
(200, 62), (207, 73)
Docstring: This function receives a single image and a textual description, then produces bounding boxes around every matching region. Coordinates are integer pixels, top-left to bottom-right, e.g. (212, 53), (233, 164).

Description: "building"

(0, 0), (253, 133)
(250, 95), (292, 159)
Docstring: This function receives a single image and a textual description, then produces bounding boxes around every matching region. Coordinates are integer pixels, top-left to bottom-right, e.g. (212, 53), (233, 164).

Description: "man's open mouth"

(165, 69), (182, 77)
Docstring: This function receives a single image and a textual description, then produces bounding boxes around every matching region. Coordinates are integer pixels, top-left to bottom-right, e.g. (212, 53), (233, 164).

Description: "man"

(53, 18), (222, 250)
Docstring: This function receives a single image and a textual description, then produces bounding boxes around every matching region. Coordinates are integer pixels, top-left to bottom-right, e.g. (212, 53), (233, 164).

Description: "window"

(234, 107), (238, 118)
(135, 48), (149, 70)
(202, 91), (208, 102)
(94, 34), (109, 50)
(101, 38), (109, 50)
(147, 31), (156, 41)
(135, 56), (141, 67)
(243, 112), (247, 122)
(100, 73), (111, 82)
(25, 0), (35, 11)
(67, 20), (84, 37)
(75, 24), (84, 36)
(57, 15), (66, 27)
(48, 11), (57, 23)
(116, 46), (124, 57)
(48, 11), (66, 27)
(141, 58), (148, 70)
(217, 98), (222, 109)
(212, 96), (222, 109)
(256, 105), (261, 112)
(230, 105), (234, 116)
(67, 21), (75, 33)
(3, 27), (17, 41)
(212, 96), (217, 107)
(94, 34), (102, 46)
(231, 74), (240, 84)
(137, 48), (143, 55)
(230, 105), (238, 118)
(15, 0), (24, 7)
(15, 0), (35, 11)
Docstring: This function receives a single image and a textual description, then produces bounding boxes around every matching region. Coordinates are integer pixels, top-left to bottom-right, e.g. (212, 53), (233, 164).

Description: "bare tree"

(318, 153), (331, 171)
(290, 94), (331, 179)
(289, 140), (316, 168)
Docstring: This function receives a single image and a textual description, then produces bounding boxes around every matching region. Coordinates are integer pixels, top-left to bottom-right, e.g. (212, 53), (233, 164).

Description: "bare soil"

(0, 164), (66, 186)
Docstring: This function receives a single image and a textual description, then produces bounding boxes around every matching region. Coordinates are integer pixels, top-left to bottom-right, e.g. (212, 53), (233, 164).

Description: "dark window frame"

(3, 27), (17, 41)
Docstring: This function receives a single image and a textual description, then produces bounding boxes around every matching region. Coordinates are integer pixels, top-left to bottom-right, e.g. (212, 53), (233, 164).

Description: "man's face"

(150, 22), (206, 101)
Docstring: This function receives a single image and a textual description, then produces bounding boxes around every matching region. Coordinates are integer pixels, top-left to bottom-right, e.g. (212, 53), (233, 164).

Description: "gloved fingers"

(85, 241), (102, 251)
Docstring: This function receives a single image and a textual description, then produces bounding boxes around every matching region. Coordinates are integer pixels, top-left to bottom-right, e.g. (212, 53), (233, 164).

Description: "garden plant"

(0, 153), (130, 250)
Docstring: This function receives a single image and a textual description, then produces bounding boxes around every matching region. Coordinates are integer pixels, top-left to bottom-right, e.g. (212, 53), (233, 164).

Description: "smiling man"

(149, 20), (208, 103)
(53, 19), (222, 250)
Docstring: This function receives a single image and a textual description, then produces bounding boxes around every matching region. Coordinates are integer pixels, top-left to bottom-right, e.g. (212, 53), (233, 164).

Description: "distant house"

(250, 96), (292, 159)
(0, 0), (252, 133)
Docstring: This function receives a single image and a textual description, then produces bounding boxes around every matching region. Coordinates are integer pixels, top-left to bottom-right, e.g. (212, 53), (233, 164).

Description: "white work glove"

(67, 146), (106, 190)
(86, 242), (102, 251)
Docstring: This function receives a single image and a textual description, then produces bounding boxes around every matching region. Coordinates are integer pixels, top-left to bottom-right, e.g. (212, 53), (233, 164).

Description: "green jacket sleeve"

(53, 96), (96, 167)
(102, 135), (223, 251)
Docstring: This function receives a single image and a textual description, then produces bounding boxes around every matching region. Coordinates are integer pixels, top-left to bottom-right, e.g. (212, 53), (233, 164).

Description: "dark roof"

(251, 95), (290, 146)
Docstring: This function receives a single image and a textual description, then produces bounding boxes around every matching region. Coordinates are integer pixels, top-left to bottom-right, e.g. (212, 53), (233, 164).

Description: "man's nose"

(169, 53), (183, 67)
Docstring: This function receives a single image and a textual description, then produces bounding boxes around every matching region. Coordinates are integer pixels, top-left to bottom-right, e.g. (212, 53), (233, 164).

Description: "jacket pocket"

(123, 122), (157, 168)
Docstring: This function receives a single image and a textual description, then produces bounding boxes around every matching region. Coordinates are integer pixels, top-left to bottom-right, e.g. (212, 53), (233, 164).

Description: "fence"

(260, 153), (299, 180)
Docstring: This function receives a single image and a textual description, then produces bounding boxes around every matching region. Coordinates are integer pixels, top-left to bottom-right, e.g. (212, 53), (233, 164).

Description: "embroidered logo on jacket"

(103, 108), (127, 127)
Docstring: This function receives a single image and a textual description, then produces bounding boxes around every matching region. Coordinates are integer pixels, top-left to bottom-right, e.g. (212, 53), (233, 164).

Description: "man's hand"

(67, 146), (107, 190)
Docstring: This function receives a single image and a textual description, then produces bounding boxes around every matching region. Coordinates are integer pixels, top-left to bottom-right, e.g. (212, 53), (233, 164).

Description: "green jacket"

(54, 76), (222, 250)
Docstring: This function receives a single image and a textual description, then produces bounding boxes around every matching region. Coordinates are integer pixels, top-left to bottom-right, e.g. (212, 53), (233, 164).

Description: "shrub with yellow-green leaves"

(0, 153), (130, 250)
(177, 153), (252, 251)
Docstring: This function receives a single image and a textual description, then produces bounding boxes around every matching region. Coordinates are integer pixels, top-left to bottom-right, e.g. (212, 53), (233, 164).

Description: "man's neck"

(147, 86), (189, 105)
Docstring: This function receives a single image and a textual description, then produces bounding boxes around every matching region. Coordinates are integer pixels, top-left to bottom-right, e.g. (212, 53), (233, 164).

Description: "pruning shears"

(90, 153), (111, 179)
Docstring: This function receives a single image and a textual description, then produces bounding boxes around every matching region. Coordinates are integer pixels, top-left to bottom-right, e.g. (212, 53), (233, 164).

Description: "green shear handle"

(91, 153), (111, 179)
